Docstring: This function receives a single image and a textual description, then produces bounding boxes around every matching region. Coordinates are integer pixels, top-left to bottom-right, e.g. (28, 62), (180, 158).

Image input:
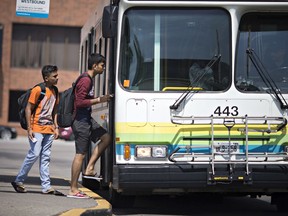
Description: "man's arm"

(25, 102), (35, 141)
(74, 77), (113, 107)
(91, 95), (112, 105)
(74, 77), (94, 108)
(52, 104), (59, 139)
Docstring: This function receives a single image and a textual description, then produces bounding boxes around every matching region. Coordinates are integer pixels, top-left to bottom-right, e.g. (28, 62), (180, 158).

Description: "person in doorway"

(67, 53), (112, 199)
(11, 65), (60, 194)
(189, 61), (214, 90)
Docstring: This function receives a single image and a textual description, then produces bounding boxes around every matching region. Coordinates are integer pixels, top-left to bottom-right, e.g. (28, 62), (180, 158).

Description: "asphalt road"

(0, 136), (111, 216)
(0, 135), (74, 179)
(2, 136), (286, 216)
(111, 194), (285, 216)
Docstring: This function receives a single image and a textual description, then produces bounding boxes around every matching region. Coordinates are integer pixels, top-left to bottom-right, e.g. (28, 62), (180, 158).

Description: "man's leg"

(84, 133), (111, 175)
(39, 133), (53, 193)
(15, 135), (42, 183)
(70, 119), (90, 193)
(69, 153), (85, 194)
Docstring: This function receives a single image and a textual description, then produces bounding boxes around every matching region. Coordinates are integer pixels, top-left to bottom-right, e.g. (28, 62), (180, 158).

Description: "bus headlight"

(136, 146), (151, 158)
(135, 145), (167, 159)
(152, 146), (167, 158)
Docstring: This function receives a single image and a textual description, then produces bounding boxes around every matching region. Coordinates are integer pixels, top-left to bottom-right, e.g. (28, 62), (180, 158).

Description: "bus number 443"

(214, 106), (239, 116)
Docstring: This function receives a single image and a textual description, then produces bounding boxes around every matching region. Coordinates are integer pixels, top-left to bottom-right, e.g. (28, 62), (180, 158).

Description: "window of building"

(11, 24), (80, 70)
(9, 90), (23, 122)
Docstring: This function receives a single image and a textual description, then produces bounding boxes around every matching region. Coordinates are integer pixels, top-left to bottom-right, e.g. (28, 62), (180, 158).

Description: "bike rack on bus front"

(169, 114), (288, 183)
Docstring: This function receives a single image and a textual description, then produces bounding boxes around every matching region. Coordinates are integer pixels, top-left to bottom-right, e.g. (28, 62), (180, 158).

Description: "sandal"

(82, 173), (103, 180)
(11, 182), (27, 193)
(66, 191), (90, 199)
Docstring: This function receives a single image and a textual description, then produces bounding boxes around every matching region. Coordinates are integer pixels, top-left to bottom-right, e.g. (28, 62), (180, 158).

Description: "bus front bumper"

(112, 164), (288, 195)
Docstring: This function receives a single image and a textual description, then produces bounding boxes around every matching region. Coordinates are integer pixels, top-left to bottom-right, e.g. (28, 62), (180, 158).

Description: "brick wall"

(0, 0), (100, 135)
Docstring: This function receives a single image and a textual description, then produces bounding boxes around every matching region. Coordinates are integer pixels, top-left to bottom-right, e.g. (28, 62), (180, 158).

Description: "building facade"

(0, 0), (99, 135)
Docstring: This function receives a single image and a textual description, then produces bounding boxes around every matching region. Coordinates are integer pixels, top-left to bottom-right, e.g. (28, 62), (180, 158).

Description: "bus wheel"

(271, 193), (288, 212)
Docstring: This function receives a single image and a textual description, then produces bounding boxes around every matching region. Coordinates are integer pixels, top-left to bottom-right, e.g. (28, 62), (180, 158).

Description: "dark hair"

(88, 53), (106, 70)
(42, 65), (58, 80)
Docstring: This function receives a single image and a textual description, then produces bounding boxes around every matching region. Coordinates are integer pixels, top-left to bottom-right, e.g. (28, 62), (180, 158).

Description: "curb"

(59, 186), (112, 216)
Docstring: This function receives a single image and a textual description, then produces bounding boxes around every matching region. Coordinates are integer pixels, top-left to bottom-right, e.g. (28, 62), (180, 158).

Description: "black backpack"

(18, 83), (46, 130)
(57, 73), (92, 128)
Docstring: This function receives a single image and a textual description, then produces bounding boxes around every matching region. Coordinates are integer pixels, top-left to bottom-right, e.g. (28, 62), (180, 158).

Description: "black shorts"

(72, 117), (107, 154)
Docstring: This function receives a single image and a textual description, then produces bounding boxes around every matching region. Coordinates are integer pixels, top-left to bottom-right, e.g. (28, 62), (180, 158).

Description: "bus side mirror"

(102, 6), (118, 38)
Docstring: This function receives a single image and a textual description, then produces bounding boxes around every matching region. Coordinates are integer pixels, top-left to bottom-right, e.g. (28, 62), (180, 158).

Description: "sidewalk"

(0, 174), (112, 216)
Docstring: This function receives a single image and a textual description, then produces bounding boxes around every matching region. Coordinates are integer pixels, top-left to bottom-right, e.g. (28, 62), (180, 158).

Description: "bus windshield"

(119, 8), (231, 92)
(236, 13), (288, 93)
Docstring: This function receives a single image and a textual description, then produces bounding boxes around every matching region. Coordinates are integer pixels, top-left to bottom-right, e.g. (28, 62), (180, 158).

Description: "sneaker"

(42, 188), (55, 194)
(11, 182), (27, 193)
(42, 188), (65, 196)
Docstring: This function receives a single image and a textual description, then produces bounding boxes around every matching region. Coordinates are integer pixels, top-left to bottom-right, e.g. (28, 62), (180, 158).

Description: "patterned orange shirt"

(29, 86), (58, 134)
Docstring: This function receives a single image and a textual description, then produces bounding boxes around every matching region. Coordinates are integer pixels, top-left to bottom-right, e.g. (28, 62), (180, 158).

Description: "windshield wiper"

(170, 54), (221, 110)
(246, 48), (288, 109)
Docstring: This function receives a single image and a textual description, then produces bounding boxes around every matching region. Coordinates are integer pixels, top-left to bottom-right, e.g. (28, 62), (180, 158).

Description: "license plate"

(213, 142), (239, 153)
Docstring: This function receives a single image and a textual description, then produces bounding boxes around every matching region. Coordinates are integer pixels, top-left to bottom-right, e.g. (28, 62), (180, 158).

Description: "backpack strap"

(72, 73), (93, 118)
(85, 73), (93, 90)
(73, 73), (93, 92)
(31, 83), (46, 115)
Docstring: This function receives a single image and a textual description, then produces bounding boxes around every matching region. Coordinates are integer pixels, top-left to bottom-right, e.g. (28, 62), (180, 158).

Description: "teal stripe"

(116, 143), (285, 156)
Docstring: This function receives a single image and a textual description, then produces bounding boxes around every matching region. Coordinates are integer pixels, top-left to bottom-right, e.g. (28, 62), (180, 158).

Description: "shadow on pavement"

(0, 174), (70, 187)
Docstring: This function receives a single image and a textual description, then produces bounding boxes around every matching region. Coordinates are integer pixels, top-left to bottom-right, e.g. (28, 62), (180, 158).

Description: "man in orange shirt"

(11, 65), (59, 194)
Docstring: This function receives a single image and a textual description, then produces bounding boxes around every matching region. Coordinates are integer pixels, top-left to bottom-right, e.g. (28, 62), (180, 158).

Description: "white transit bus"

(79, 0), (288, 211)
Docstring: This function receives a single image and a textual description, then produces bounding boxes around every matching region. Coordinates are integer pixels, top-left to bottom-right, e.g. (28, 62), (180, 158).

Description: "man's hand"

(100, 94), (113, 102)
